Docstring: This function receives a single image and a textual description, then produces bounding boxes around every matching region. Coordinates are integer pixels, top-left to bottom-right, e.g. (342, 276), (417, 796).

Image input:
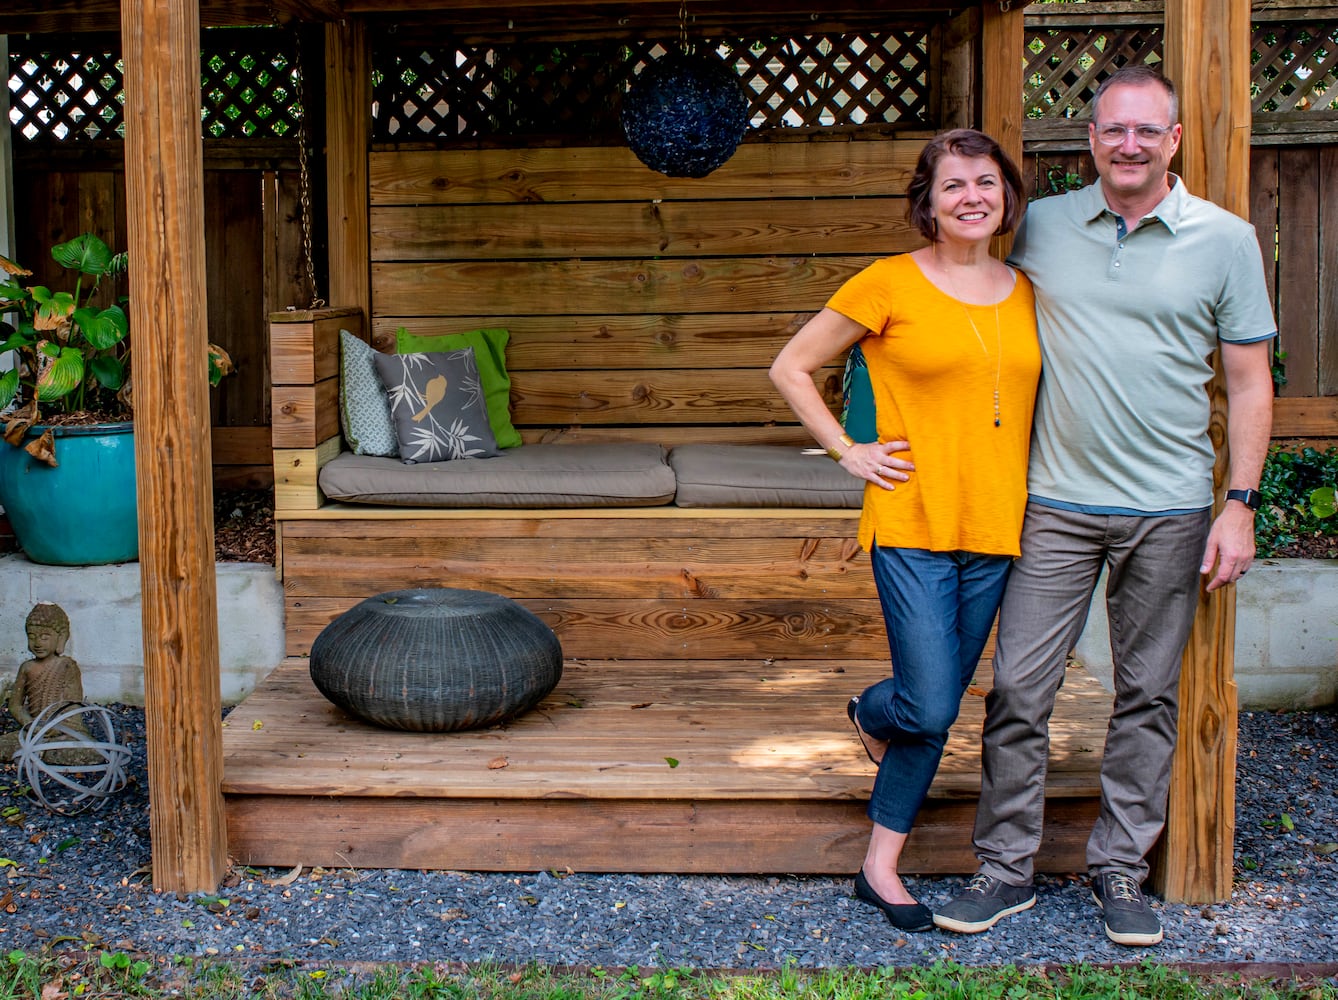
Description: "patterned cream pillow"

(338, 329), (398, 457)
(371, 348), (501, 464)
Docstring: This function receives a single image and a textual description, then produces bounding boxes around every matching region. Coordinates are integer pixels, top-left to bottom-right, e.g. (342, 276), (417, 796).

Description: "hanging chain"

(289, 24), (325, 310)
(678, 0), (688, 53)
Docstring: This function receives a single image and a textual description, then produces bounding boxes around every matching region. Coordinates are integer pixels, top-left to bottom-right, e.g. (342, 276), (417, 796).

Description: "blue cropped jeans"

(856, 545), (1013, 834)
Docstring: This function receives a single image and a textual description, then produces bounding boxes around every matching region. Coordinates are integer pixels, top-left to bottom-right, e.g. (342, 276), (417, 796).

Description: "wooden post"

(1158, 0), (1253, 903)
(325, 17), (371, 317)
(121, 0), (228, 892)
(979, 0), (1026, 258)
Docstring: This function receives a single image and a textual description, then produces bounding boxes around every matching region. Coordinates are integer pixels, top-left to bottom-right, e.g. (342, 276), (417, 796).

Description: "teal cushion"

(396, 327), (521, 449)
(841, 342), (877, 443)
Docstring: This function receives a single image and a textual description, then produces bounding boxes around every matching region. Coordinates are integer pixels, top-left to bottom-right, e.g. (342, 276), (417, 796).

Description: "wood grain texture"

(371, 199), (921, 261)
(373, 313), (817, 370)
(1320, 146), (1338, 396)
(270, 378), (340, 448)
(980, 1), (1026, 259)
(120, 0), (227, 894)
(1160, 0), (1252, 904)
(1272, 397), (1338, 437)
(372, 256), (878, 317)
(369, 142), (926, 205)
(1276, 147), (1320, 397)
(325, 18), (371, 316)
(221, 658), (1108, 872)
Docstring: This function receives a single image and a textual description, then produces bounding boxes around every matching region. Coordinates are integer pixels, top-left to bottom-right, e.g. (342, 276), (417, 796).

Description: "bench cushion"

(669, 444), (864, 508)
(319, 442), (677, 507)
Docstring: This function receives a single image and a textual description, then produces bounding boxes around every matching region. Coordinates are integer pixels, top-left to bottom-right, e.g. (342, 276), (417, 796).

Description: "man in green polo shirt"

(934, 65), (1276, 947)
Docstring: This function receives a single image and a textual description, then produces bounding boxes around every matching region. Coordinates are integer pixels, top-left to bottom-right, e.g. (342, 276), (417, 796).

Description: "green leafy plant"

(1255, 445), (1338, 557)
(0, 233), (233, 466)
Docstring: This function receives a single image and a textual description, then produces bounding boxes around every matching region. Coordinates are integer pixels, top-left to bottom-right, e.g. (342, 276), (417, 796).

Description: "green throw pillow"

(396, 327), (521, 449)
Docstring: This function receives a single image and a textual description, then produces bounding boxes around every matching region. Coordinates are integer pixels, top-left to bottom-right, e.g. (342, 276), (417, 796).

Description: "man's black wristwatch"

(1225, 488), (1263, 511)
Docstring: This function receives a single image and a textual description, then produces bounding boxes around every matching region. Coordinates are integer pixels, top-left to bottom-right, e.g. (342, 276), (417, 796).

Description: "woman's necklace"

(938, 258), (1004, 428)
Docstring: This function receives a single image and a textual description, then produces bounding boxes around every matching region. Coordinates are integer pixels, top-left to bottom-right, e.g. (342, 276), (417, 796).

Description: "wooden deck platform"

(221, 656), (1111, 874)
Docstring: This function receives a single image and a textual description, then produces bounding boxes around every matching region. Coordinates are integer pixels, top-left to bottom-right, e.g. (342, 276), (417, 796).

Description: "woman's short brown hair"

(905, 128), (1026, 242)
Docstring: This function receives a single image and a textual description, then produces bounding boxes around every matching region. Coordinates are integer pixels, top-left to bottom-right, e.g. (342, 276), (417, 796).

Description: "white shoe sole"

(932, 894), (1035, 934)
(1091, 889), (1164, 946)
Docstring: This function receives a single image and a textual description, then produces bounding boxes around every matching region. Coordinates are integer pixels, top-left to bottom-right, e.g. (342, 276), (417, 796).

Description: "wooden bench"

(225, 139), (1109, 874)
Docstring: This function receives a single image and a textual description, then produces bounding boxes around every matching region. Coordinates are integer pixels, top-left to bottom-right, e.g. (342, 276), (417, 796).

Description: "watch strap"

(1225, 488), (1262, 511)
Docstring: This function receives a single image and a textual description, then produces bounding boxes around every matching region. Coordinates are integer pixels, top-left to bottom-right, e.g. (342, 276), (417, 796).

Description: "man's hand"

(1200, 504), (1257, 592)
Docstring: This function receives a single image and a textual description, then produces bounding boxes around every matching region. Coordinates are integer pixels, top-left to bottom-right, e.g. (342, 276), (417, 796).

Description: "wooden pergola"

(1, 0), (1251, 901)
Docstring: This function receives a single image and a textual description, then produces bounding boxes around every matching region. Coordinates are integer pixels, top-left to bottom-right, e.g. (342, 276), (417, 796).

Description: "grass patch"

(2, 952), (1335, 1000)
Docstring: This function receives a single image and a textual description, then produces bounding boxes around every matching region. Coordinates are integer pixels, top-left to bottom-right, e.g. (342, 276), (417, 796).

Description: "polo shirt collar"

(1082, 175), (1187, 234)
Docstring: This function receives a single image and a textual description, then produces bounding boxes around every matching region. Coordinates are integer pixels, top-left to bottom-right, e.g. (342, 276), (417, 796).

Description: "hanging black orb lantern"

(621, 50), (749, 178)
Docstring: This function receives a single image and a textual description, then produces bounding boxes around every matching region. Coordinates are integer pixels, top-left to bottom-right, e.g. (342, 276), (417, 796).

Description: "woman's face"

(930, 153), (1005, 245)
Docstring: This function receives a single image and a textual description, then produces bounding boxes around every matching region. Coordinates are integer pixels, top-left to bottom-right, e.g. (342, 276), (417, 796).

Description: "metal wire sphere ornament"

(12, 702), (131, 815)
(621, 50), (750, 178)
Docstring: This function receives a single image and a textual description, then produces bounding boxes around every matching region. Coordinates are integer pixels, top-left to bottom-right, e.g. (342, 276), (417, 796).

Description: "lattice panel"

(8, 47), (124, 141)
(1025, 19), (1338, 120)
(371, 30), (932, 140)
(1252, 23), (1338, 113)
(1024, 27), (1164, 120)
(7, 29), (302, 142)
(202, 37), (301, 139)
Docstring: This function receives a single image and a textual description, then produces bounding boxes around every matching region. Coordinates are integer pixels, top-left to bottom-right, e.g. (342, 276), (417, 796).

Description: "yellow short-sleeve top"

(827, 254), (1041, 557)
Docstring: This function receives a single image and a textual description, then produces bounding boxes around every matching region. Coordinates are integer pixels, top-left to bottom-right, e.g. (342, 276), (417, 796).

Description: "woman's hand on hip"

(841, 439), (913, 490)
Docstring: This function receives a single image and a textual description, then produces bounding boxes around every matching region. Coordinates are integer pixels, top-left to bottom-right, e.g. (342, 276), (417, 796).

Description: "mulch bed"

(213, 488), (276, 564)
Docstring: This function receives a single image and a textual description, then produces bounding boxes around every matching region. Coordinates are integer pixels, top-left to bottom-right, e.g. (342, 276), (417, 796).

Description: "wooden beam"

(0, 0), (344, 33)
(325, 18), (371, 317)
(1159, 0), (1253, 905)
(980, 0), (1026, 259)
(121, 0), (228, 893)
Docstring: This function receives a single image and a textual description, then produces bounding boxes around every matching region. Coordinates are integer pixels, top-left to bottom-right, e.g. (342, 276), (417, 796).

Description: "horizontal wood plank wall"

(279, 512), (885, 659)
(367, 140), (928, 445)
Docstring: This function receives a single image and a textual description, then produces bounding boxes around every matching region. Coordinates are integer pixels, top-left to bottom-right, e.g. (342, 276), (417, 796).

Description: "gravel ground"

(0, 707), (1334, 970)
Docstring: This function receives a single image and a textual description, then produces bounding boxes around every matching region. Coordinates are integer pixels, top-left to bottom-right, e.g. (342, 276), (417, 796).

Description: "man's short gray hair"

(1090, 65), (1179, 124)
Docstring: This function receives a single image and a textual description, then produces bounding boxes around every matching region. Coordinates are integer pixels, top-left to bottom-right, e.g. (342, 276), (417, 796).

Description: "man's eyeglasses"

(1093, 123), (1175, 147)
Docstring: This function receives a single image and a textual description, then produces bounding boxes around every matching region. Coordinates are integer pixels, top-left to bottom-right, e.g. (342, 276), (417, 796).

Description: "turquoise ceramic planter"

(0, 422), (138, 565)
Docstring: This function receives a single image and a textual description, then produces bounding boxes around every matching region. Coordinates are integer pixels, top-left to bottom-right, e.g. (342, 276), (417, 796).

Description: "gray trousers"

(973, 503), (1211, 885)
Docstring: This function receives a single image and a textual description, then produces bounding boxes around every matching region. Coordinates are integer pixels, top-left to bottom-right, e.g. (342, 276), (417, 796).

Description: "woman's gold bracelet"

(826, 433), (856, 461)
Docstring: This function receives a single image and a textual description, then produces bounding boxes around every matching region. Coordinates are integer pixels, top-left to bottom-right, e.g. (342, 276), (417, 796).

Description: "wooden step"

(222, 658), (1108, 873)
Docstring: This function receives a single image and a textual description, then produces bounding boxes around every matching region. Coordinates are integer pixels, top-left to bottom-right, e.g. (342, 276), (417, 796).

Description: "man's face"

(1089, 81), (1182, 207)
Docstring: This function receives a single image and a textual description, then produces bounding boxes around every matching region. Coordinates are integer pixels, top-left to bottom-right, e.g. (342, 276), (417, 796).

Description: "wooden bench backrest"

(366, 138), (927, 445)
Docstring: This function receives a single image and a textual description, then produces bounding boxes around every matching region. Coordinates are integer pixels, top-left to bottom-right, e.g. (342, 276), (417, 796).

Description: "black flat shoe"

(854, 869), (935, 932)
(846, 696), (887, 766)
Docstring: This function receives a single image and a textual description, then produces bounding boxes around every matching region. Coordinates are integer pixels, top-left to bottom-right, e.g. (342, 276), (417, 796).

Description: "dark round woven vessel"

(308, 588), (563, 732)
(621, 50), (749, 178)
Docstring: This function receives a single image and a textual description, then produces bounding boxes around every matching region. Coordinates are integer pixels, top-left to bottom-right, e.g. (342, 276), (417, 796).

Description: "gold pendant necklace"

(938, 257), (1004, 428)
(961, 302), (1003, 427)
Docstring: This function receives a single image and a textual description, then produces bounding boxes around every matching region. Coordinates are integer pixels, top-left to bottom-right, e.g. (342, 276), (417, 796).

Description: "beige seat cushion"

(669, 444), (864, 508)
(319, 442), (676, 507)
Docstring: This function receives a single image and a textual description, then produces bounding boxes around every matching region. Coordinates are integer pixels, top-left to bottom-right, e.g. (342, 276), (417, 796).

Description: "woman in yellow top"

(770, 129), (1040, 932)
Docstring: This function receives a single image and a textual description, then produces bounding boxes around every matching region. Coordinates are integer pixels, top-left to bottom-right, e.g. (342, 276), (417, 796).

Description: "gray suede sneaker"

(933, 872), (1036, 934)
(1092, 870), (1163, 946)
